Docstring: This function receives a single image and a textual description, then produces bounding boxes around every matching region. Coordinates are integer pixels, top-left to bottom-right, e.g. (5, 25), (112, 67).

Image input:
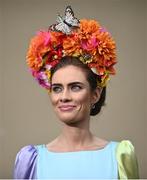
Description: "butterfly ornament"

(49, 6), (79, 34)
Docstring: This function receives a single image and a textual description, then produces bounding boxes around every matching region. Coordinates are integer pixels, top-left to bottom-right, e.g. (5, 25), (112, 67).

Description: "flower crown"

(26, 6), (117, 90)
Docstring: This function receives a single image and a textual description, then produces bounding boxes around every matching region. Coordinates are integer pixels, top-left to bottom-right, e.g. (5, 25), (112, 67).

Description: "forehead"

(51, 65), (88, 84)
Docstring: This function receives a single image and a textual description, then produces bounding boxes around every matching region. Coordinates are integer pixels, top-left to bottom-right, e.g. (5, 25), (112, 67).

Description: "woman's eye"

(52, 86), (62, 93)
(71, 85), (82, 91)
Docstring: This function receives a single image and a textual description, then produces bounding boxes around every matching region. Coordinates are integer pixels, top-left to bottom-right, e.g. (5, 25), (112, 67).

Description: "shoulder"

(13, 145), (38, 179)
(14, 145), (38, 165)
(116, 140), (135, 152)
(116, 140), (138, 161)
(15, 145), (38, 158)
(116, 140), (139, 179)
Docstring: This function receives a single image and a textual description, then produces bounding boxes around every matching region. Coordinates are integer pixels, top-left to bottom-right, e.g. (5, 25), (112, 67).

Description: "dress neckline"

(43, 141), (113, 154)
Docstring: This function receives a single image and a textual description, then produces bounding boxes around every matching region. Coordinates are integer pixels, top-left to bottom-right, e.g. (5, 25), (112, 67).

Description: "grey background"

(0, 0), (146, 178)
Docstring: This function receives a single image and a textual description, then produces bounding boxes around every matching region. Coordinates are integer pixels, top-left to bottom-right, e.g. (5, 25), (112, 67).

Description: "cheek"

(75, 92), (91, 107)
(74, 93), (91, 117)
(50, 94), (58, 107)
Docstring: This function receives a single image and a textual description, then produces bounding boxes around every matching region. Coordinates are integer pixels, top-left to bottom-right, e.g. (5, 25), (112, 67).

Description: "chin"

(58, 115), (78, 124)
(56, 111), (81, 124)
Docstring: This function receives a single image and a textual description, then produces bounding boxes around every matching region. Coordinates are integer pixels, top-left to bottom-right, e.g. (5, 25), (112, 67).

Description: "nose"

(60, 88), (71, 102)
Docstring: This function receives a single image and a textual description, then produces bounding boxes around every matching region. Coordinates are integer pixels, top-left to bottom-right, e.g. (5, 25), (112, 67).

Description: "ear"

(91, 87), (102, 104)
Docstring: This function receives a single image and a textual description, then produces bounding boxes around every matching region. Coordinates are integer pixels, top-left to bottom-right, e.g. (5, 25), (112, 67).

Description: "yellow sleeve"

(116, 140), (139, 179)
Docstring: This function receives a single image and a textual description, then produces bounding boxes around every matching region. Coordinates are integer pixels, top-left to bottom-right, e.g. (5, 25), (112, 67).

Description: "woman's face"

(50, 65), (100, 124)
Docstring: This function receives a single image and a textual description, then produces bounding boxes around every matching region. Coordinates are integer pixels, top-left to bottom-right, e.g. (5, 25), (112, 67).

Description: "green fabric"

(116, 140), (139, 179)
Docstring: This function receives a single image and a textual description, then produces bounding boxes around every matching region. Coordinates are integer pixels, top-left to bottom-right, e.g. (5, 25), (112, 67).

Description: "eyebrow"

(51, 81), (85, 87)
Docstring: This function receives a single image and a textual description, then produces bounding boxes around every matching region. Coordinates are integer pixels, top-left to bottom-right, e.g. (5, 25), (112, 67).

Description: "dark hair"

(51, 56), (106, 116)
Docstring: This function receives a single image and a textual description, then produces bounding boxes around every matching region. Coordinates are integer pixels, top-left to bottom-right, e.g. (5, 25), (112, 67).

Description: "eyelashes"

(51, 84), (83, 93)
(71, 85), (82, 91)
(52, 86), (62, 93)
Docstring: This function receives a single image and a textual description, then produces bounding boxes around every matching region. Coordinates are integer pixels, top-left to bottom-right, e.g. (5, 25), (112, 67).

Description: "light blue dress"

(13, 140), (139, 179)
(36, 141), (118, 179)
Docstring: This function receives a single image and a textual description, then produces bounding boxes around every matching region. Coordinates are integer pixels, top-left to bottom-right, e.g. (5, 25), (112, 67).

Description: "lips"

(58, 105), (76, 111)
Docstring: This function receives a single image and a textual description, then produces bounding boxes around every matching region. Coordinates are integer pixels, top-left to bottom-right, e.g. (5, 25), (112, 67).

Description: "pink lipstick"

(58, 105), (76, 112)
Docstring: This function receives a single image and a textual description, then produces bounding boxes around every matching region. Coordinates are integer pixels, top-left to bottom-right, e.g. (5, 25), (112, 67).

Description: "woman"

(14, 6), (139, 179)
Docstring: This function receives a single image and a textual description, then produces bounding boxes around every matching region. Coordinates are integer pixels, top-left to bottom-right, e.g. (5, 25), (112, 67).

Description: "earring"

(91, 104), (95, 109)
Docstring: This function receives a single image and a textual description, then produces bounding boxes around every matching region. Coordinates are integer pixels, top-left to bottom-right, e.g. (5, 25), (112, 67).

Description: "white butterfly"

(49, 6), (79, 34)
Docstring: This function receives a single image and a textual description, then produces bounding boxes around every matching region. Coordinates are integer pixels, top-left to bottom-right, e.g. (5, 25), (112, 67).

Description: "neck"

(57, 119), (93, 151)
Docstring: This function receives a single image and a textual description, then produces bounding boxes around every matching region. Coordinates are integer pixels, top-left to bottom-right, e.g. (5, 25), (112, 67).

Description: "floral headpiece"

(26, 6), (117, 90)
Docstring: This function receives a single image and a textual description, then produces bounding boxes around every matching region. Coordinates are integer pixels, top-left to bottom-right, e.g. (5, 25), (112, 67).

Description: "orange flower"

(26, 31), (52, 71)
(50, 31), (64, 46)
(63, 34), (81, 56)
(78, 19), (100, 40)
(96, 32), (116, 60)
